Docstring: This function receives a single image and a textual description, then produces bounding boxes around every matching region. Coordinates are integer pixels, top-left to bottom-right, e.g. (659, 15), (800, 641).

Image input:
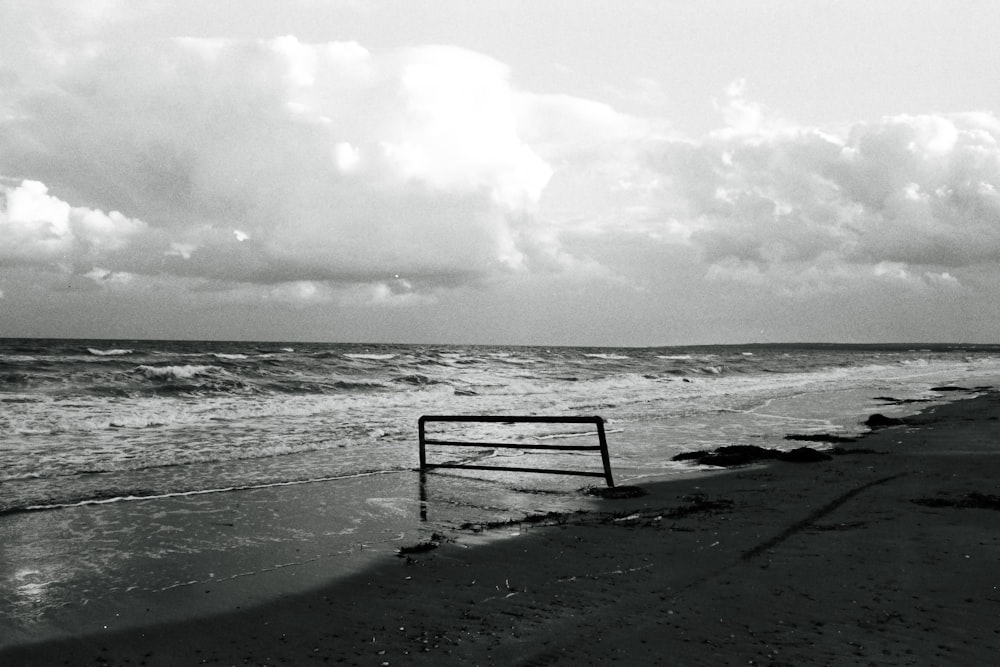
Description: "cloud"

(5, 28), (1000, 314)
(0, 36), (557, 297)
(84, 266), (134, 287)
(191, 275), (434, 309)
(624, 93), (1000, 293)
(0, 179), (147, 266)
(711, 78), (781, 139)
(504, 80), (1000, 301)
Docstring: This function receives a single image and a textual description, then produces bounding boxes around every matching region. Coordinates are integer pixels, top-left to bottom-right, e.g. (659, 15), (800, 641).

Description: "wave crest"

(136, 364), (217, 380)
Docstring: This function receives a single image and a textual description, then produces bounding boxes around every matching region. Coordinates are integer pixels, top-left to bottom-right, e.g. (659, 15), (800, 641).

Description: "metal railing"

(418, 415), (614, 487)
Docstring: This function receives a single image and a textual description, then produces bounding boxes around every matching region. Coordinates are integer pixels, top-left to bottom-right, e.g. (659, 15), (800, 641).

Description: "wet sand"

(2, 391), (998, 665)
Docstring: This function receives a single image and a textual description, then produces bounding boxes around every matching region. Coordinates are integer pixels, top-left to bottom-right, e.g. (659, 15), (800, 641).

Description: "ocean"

(3, 338), (1000, 642)
(4, 339), (1000, 515)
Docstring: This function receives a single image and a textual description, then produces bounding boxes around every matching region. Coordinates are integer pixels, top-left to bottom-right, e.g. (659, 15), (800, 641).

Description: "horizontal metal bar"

(420, 415), (603, 425)
(421, 438), (602, 451)
(423, 463), (608, 478)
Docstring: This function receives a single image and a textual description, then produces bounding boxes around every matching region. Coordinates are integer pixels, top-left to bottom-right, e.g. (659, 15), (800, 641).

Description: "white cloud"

(0, 179), (147, 265)
(263, 280), (332, 305)
(202, 277), (435, 309)
(84, 267), (133, 286)
(333, 142), (360, 172)
(166, 242), (196, 259)
(381, 45), (552, 208)
(627, 106), (1000, 292)
(712, 79), (768, 138)
(0, 36), (561, 298)
(4, 31), (1000, 311)
(340, 279), (437, 307)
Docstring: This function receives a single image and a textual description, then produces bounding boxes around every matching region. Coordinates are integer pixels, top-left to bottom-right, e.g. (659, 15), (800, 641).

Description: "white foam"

(87, 348), (133, 356)
(19, 470), (398, 513)
(135, 364), (217, 380)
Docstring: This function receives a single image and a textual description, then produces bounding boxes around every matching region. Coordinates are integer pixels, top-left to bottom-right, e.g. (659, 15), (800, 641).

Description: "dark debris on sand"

(912, 492), (1000, 511)
(830, 446), (880, 456)
(584, 485), (647, 499)
(458, 510), (588, 532)
(873, 396), (934, 406)
(864, 413), (908, 429)
(672, 444), (832, 468)
(785, 433), (858, 444)
(599, 493), (734, 526)
(397, 533), (447, 557)
(666, 492), (734, 518)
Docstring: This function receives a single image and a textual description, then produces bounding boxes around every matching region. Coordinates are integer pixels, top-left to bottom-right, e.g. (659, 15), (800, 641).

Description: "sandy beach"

(3, 390), (999, 666)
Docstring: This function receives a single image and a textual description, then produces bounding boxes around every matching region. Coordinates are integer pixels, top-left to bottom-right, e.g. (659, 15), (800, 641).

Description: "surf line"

(15, 470), (403, 515)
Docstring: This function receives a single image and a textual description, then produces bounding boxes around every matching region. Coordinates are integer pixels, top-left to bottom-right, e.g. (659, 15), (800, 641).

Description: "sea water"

(2, 339), (1000, 642)
(4, 339), (1000, 513)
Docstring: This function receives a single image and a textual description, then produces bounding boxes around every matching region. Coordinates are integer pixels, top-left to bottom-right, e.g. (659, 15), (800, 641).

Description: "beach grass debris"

(397, 532), (447, 557)
(509, 486), (565, 496)
(397, 541), (439, 556)
(458, 510), (587, 532)
(583, 485), (646, 499)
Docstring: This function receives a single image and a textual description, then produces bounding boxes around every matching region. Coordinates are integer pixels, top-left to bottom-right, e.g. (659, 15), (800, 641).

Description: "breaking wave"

(136, 364), (218, 380)
(87, 348), (134, 356)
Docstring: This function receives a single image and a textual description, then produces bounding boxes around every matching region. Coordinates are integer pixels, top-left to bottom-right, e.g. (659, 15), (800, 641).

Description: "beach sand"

(2, 392), (998, 665)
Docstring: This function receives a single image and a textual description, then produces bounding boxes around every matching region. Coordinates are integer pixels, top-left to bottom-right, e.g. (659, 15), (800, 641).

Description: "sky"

(2, 0), (1000, 346)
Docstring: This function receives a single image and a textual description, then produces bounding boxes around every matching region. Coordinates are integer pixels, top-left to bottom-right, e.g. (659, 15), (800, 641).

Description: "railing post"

(595, 417), (615, 487)
(418, 416), (427, 472)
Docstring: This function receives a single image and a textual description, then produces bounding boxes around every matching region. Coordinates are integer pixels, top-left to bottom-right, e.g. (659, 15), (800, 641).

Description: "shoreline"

(2, 390), (998, 664)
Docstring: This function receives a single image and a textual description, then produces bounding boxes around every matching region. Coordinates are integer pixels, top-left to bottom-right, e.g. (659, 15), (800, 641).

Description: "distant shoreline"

(2, 335), (999, 350)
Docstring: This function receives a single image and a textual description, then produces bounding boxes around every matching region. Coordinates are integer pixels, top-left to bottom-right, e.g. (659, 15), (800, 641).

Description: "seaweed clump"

(864, 413), (907, 429)
(672, 444), (832, 468)
(397, 532), (446, 557)
(584, 485), (646, 499)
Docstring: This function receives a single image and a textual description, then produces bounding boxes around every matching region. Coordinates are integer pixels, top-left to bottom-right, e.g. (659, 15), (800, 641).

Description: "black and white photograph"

(2, 1), (999, 664)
